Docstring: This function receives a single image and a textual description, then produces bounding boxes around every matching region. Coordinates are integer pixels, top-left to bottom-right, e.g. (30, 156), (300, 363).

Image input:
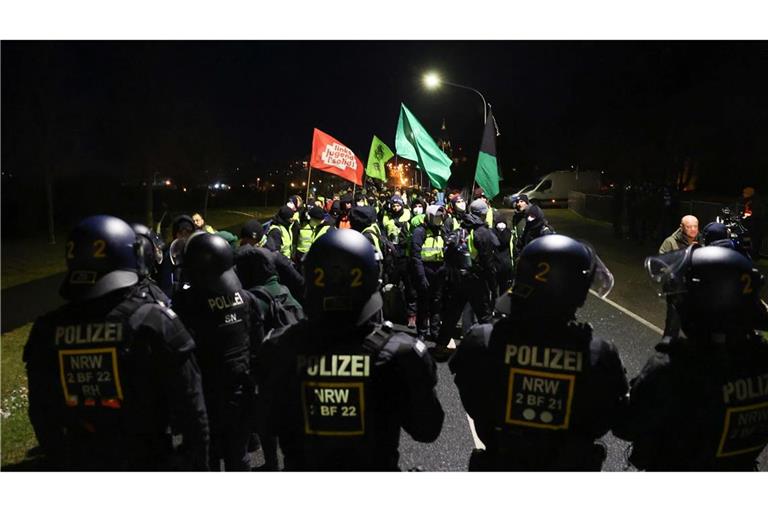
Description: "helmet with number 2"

(60, 215), (140, 301)
(303, 229), (380, 325)
(645, 245), (763, 333)
(512, 234), (613, 316)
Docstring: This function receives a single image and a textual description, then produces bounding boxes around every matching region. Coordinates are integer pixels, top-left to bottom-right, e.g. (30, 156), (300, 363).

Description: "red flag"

(310, 128), (364, 186)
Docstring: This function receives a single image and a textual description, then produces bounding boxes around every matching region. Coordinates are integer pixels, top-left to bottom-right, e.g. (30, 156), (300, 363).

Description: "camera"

(716, 205), (753, 256)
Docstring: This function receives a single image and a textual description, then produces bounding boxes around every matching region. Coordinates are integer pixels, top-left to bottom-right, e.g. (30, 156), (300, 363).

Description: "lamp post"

(423, 72), (488, 124)
(423, 71), (490, 197)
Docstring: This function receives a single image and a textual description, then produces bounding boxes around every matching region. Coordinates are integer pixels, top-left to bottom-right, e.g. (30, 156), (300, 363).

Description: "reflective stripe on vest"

(468, 229), (478, 261)
(421, 233), (445, 262)
(362, 226), (383, 260)
(312, 224), (331, 244)
(297, 224), (314, 254)
(269, 224), (293, 258)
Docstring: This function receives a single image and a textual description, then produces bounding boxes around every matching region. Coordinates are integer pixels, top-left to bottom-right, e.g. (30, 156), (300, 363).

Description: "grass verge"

(1, 323), (36, 468)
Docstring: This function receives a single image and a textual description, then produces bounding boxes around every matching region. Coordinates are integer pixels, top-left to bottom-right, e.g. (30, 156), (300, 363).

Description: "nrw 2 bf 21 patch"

(302, 381), (365, 436)
(717, 401), (768, 457)
(505, 368), (575, 430)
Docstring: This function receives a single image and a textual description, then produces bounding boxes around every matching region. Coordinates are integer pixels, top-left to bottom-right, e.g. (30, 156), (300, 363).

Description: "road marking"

(466, 415), (486, 450)
(225, 210), (256, 218)
(589, 289), (664, 335)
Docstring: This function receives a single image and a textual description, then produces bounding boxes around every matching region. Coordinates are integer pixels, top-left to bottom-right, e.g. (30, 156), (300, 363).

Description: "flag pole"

(469, 105), (488, 199)
(306, 166), (313, 204)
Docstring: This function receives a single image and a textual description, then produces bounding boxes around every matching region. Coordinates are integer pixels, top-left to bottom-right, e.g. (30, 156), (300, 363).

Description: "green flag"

(474, 112), (500, 199)
(395, 103), (452, 189)
(365, 135), (394, 181)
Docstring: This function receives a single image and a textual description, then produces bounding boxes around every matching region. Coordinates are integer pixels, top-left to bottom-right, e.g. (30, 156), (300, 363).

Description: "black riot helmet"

(511, 234), (613, 316)
(182, 232), (241, 295)
(130, 223), (165, 277)
(303, 229), (381, 325)
(60, 215), (140, 301)
(645, 245), (764, 333)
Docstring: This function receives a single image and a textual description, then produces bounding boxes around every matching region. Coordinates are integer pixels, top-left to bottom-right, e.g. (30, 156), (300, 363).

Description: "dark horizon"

(2, 40), (767, 194)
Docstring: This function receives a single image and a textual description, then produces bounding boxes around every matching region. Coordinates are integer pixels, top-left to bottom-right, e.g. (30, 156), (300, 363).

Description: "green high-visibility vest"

(421, 232), (445, 262)
(312, 224), (331, 244)
(297, 223), (314, 254)
(362, 225), (383, 260)
(269, 224), (293, 258)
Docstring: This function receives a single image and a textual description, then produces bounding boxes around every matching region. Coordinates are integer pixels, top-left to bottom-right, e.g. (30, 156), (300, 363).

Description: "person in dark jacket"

(241, 219), (304, 300)
(615, 246), (768, 470)
(24, 215), (209, 470)
(233, 243), (306, 470)
(350, 205), (385, 272)
(433, 200), (499, 361)
(513, 194), (553, 253)
(491, 210), (514, 294)
(409, 205), (447, 341)
(450, 234), (628, 470)
(254, 229), (444, 470)
(173, 232), (260, 470)
(740, 186), (764, 261)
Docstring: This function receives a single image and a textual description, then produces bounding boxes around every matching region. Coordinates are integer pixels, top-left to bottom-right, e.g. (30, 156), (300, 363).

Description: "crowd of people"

(20, 181), (768, 472)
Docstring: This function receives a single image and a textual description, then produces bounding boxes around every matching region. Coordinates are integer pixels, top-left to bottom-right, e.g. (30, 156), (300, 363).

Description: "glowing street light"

(422, 71), (488, 123)
(423, 72), (441, 89)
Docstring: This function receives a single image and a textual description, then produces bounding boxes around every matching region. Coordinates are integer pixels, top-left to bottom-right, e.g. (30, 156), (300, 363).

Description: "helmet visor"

(590, 252), (614, 298)
(169, 238), (184, 266)
(644, 246), (692, 297)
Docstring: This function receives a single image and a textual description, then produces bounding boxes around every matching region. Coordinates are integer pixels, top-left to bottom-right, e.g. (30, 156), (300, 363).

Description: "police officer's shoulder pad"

(131, 303), (196, 354)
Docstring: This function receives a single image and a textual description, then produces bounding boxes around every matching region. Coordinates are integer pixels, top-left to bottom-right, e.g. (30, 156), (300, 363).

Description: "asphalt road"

(397, 208), (767, 471)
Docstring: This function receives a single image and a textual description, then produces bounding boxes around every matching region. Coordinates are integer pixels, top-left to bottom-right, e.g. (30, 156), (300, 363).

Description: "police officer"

(159, 214), (197, 298)
(131, 222), (171, 306)
(173, 232), (259, 470)
(24, 215), (209, 470)
(410, 205), (447, 341)
(615, 246), (768, 470)
(254, 229), (445, 470)
(450, 235), (628, 470)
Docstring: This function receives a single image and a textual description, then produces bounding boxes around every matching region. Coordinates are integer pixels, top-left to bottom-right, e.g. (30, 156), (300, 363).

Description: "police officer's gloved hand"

(419, 278), (429, 291)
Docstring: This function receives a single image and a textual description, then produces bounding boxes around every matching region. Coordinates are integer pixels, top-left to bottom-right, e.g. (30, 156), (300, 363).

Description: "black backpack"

(249, 285), (305, 333)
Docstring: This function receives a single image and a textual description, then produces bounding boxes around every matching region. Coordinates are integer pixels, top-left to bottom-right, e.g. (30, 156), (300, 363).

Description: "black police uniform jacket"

(613, 333), (768, 471)
(254, 320), (445, 470)
(450, 315), (628, 470)
(173, 286), (260, 427)
(23, 286), (210, 470)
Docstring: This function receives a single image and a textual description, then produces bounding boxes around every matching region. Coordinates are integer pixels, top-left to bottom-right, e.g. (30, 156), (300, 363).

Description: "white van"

(519, 170), (601, 207)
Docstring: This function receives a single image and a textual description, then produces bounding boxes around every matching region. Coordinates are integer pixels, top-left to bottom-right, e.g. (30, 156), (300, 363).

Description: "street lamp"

(422, 71), (488, 123)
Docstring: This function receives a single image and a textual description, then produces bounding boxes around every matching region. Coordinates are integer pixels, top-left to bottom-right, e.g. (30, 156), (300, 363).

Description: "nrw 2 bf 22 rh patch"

(505, 368), (575, 430)
(302, 381), (365, 436)
(58, 347), (123, 408)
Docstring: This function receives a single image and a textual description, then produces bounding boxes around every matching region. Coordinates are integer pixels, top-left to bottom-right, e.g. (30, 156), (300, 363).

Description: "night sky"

(2, 41), (768, 191)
